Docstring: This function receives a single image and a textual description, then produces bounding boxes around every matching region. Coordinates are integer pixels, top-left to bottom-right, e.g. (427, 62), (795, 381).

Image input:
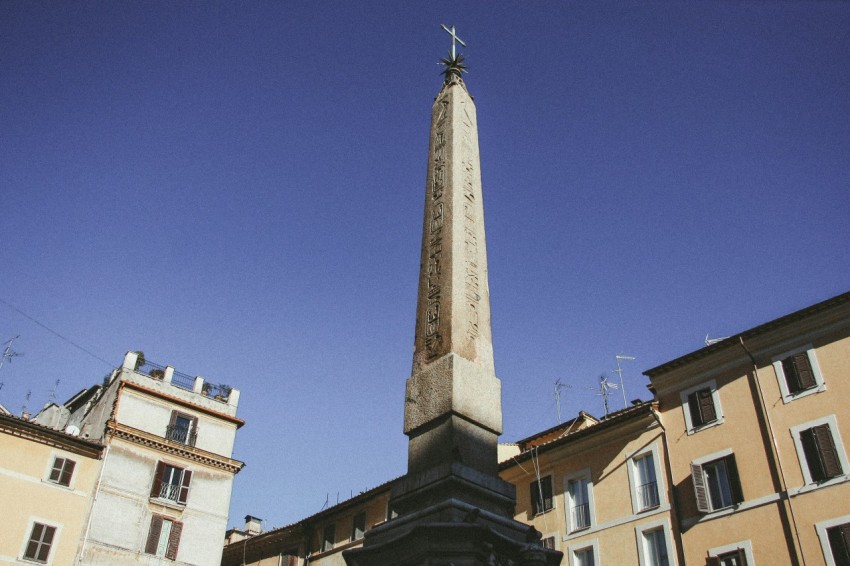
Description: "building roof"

(644, 289), (850, 378)
(499, 401), (658, 469)
(0, 411), (104, 458)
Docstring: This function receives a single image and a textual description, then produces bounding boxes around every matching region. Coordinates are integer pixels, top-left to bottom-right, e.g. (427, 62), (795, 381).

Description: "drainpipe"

(738, 337), (806, 566)
(650, 407), (686, 566)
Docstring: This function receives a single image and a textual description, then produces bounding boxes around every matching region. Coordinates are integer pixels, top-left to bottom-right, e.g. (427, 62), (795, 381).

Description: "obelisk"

(345, 27), (562, 566)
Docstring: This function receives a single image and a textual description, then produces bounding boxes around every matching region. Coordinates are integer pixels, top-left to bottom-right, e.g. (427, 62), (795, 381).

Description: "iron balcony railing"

(158, 483), (180, 501)
(165, 425), (197, 447)
(570, 503), (590, 530)
(638, 481), (660, 510)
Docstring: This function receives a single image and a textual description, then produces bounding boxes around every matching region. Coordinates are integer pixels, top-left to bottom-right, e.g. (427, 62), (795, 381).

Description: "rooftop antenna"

(0, 335), (23, 372)
(593, 374), (619, 416)
(22, 389), (31, 418)
(614, 355), (635, 409)
(49, 379), (60, 403)
(554, 379), (572, 423)
(704, 334), (729, 346)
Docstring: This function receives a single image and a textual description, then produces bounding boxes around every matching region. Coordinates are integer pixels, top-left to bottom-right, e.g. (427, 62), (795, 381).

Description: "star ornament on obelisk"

(344, 27), (562, 566)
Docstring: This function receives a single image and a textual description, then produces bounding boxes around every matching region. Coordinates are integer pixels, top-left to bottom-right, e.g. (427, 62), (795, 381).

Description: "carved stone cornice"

(106, 420), (244, 474)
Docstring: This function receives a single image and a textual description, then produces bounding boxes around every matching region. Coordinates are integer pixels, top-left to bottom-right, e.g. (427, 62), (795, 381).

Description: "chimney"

(244, 515), (262, 536)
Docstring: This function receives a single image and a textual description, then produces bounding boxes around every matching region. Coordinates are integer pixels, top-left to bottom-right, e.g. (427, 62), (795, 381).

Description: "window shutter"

(706, 557), (721, 566)
(812, 424), (843, 479)
(150, 462), (165, 497)
(726, 454), (744, 504)
(792, 353), (816, 390)
(177, 469), (192, 504)
(828, 524), (850, 565)
(166, 520), (182, 560)
(687, 392), (702, 426)
(697, 388), (717, 424)
(145, 515), (163, 555)
(60, 459), (76, 486)
(542, 477), (553, 510)
(168, 410), (178, 427)
(530, 481), (540, 515)
(691, 462), (710, 512)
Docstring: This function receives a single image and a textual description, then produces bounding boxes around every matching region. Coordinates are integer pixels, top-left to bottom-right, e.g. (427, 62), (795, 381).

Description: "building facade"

(0, 411), (103, 565)
(646, 290), (850, 566)
(77, 351), (245, 566)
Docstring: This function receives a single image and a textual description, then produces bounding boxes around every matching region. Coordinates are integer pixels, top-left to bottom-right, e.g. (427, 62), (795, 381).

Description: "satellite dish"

(65, 425), (81, 436)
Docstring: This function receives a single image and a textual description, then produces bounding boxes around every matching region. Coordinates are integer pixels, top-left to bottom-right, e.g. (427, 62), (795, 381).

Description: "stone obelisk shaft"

(404, 76), (502, 477)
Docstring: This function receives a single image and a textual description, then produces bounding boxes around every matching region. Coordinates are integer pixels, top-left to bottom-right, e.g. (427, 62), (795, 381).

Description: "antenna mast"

(593, 374), (619, 416)
(0, 335), (23, 371)
(614, 354), (635, 409)
(554, 379), (572, 423)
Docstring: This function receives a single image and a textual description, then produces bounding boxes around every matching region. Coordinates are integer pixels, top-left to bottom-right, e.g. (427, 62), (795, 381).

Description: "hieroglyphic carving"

(425, 99), (449, 358)
(460, 102), (481, 341)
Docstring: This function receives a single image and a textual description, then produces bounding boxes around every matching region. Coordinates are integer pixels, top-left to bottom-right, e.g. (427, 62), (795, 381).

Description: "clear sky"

(2, 1), (848, 531)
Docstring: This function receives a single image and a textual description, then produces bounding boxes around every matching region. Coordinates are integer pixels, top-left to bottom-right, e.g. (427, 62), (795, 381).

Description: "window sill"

(792, 474), (850, 496)
(686, 418), (724, 436)
(149, 497), (186, 511)
(781, 384), (826, 405)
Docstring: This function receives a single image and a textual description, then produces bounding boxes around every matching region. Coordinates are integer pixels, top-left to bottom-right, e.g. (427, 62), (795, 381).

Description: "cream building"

(0, 410), (103, 565)
(75, 351), (245, 565)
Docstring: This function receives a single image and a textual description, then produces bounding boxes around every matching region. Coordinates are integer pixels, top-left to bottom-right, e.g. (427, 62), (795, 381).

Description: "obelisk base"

(343, 463), (562, 566)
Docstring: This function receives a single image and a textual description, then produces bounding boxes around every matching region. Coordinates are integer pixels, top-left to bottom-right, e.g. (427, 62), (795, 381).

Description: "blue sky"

(2, 1), (848, 530)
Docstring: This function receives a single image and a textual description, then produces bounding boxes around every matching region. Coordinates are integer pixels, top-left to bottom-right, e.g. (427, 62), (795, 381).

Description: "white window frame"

(691, 448), (742, 513)
(20, 517), (62, 565)
(815, 513), (850, 566)
(790, 415), (849, 487)
(567, 538), (599, 566)
(679, 379), (724, 434)
(635, 518), (677, 566)
(708, 540), (755, 565)
(772, 344), (826, 404)
(628, 443), (666, 514)
(564, 468), (595, 533)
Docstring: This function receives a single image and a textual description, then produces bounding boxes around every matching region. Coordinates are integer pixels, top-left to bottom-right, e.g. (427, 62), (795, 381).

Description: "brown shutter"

(792, 352), (816, 390)
(530, 481), (540, 515)
(726, 454), (744, 504)
(691, 462), (710, 513)
(60, 459), (76, 486)
(738, 547), (749, 566)
(150, 462), (165, 497)
(813, 424), (843, 479)
(542, 477), (553, 510)
(177, 469), (192, 504)
(190, 415), (199, 446)
(145, 515), (163, 555)
(169, 410), (178, 427)
(166, 520), (182, 560)
(687, 392), (702, 426)
(697, 388), (717, 424)
(706, 557), (721, 566)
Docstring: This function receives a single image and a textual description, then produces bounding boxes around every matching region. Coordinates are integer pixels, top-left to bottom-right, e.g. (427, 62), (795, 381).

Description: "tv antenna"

(614, 354), (635, 409)
(0, 336), (23, 372)
(704, 334), (729, 346)
(553, 379), (573, 423)
(592, 374), (619, 416)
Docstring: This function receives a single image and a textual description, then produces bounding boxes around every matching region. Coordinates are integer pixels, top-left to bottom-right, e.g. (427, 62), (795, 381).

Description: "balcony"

(165, 424), (197, 447)
(157, 483), (180, 502)
(638, 481), (660, 510)
(570, 503), (590, 530)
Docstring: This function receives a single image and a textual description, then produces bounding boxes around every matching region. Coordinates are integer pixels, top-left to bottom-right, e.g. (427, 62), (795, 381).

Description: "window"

(150, 462), (192, 504)
(633, 452), (660, 511)
(826, 522), (850, 565)
(773, 346), (825, 403)
(642, 528), (670, 566)
(792, 416), (849, 486)
(691, 452), (743, 512)
(707, 549), (748, 566)
(530, 475), (553, 516)
(541, 536), (555, 550)
(351, 511), (366, 541)
(48, 457), (76, 487)
(680, 380), (723, 433)
(281, 550), (298, 566)
(573, 546), (595, 566)
(144, 515), (182, 560)
(23, 523), (56, 563)
(166, 411), (198, 446)
(322, 523), (335, 552)
(708, 541), (754, 566)
(568, 476), (592, 531)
